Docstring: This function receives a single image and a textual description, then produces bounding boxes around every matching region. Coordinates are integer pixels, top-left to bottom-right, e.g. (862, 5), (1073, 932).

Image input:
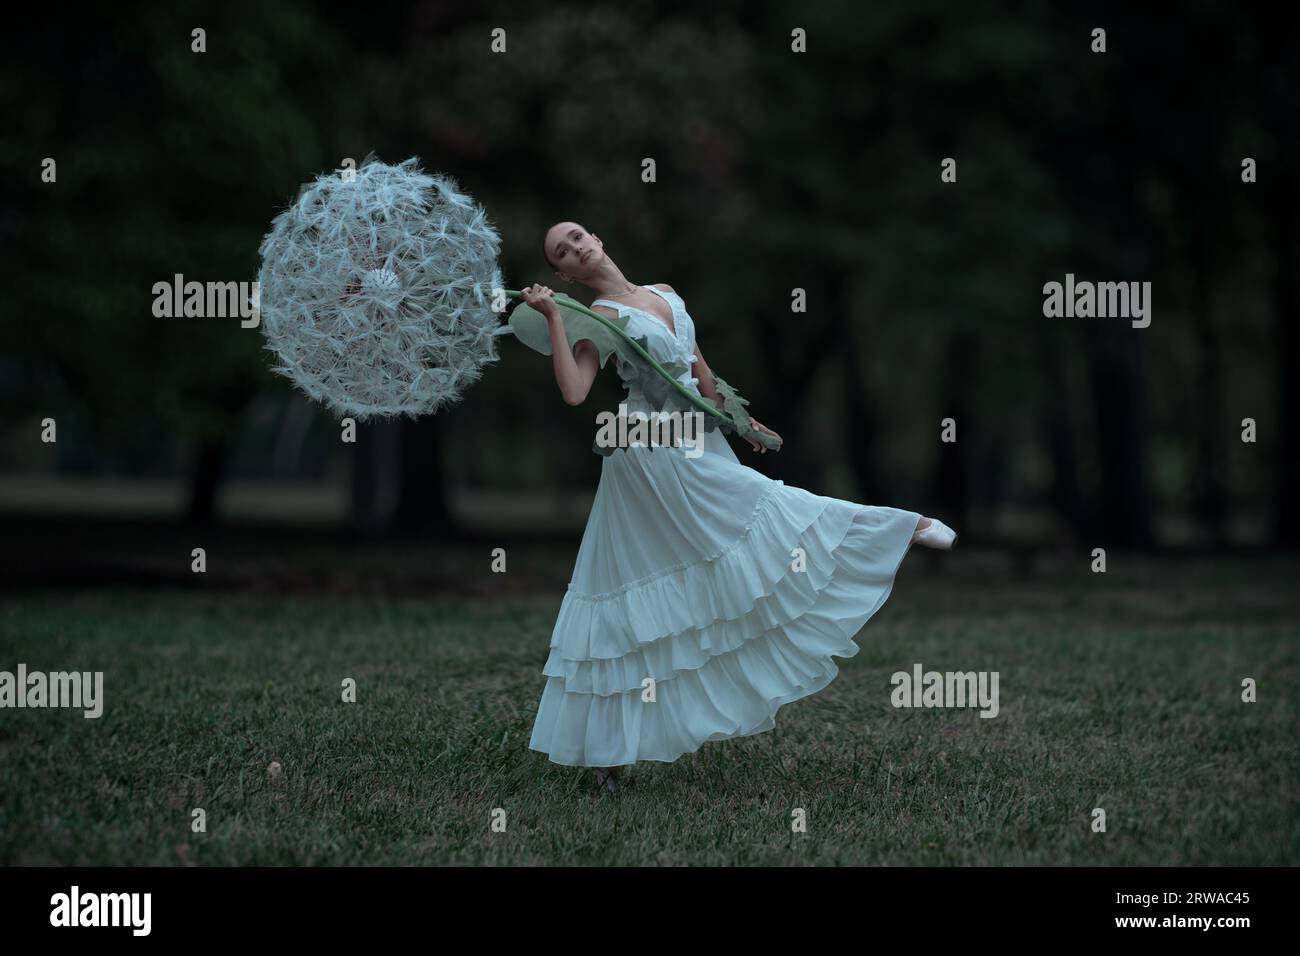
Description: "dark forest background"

(2, 0), (1297, 576)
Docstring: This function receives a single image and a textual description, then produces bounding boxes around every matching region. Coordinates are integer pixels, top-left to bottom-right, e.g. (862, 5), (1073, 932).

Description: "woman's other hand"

(744, 418), (781, 454)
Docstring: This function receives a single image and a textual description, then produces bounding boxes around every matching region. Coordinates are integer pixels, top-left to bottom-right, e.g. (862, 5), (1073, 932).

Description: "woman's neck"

(587, 259), (638, 298)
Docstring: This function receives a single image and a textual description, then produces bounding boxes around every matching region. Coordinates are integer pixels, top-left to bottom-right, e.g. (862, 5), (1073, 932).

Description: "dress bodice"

(591, 285), (699, 398)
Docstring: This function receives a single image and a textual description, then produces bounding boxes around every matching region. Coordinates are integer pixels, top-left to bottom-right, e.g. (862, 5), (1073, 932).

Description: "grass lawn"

(1, 552), (1297, 865)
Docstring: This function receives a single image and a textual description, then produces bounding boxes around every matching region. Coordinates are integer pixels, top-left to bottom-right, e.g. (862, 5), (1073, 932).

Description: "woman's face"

(545, 221), (604, 281)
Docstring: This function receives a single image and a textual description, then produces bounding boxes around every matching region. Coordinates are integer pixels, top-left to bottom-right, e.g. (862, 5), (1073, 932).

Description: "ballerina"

(523, 222), (956, 793)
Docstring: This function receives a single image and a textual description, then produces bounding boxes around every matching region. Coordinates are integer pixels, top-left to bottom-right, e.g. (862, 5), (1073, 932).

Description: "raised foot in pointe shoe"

(912, 518), (957, 550)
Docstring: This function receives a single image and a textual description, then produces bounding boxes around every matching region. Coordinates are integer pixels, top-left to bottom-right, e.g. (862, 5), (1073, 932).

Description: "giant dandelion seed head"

(256, 155), (504, 421)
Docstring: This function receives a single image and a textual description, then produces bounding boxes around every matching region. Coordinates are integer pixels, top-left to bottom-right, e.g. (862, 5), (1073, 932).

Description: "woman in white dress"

(523, 222), (957, 792)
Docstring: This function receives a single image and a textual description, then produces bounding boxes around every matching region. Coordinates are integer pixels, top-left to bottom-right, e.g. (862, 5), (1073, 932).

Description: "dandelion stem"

(502, 290), (729, 425)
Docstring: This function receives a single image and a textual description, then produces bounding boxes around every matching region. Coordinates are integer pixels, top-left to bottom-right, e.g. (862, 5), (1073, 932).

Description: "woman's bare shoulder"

(590, 303), (619, 318)
(650, 282), (675, 293)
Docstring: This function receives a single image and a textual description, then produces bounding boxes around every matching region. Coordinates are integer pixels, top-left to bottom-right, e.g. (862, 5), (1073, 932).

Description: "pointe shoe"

(912, 517), (957, 550)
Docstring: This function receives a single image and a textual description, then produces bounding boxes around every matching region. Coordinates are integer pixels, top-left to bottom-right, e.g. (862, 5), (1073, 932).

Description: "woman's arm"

(549, 324), (600, 406)
(692, 341), (782, 453)
(692, 342), (725, 411)
(522, 283), (601, 405)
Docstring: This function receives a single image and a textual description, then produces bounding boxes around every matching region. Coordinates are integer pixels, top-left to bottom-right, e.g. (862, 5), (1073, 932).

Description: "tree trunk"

(753, 272), (839, 493)
(929, 332), (976, 533)
(395, 415), (456, 537)
(1190, 211), (1228, 549)
(839, 298), (887, 504)
(350, 420), (400, 535)
(186, 435), (227, 526)
(1035, 324), (1086, 538)
(1083, 329), (1153, 548)
(1271, 182), (1300, 546)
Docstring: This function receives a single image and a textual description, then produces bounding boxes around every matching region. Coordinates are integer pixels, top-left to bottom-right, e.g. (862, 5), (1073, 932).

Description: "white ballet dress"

(528, 284), (922, 767)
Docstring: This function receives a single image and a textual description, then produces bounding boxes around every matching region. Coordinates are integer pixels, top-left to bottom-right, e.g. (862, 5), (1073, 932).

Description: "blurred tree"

(2, 0), (1291, 551)
(4, 2), (368, 524)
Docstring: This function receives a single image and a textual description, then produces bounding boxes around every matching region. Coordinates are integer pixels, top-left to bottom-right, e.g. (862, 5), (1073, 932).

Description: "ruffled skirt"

(528, 421), (921, 767)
